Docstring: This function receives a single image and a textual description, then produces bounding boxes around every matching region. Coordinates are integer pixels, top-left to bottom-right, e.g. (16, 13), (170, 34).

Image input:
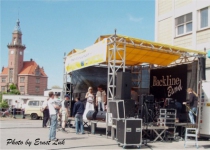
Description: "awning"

(95, 34), (206, 66)
(65, 34), (206, 73)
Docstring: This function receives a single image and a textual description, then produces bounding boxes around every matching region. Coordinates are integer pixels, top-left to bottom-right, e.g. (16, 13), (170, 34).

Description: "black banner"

(150, 65), (187, 103)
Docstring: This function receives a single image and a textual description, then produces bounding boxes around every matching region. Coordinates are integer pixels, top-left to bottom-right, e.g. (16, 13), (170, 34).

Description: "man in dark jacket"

(73, 97), (85, 134)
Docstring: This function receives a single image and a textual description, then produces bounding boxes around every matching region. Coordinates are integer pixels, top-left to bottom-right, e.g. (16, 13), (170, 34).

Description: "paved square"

(0, 118), (209, 150)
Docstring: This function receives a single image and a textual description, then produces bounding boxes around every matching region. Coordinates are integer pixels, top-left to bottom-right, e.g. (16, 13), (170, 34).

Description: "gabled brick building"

(0, 19), (48, 95)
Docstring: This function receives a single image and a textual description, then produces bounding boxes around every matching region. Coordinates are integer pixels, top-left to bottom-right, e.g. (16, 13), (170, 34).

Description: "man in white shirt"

(21, 101), (26, 119)
(48, 92), (60, 141)
(96, 85), (107, 111)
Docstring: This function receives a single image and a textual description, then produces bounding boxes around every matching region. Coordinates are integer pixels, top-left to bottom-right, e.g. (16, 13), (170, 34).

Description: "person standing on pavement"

(96, 85), (107, 111)
(41, 98), (50, 128)
(13, 100), (18, 119)
(21, 101), (26, 119)
(48, 92), (60, 141)
(73, 97), (85, 134)
(60, 94), (70, 132)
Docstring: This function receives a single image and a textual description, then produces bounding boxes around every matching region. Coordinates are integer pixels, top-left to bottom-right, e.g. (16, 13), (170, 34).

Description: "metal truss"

(62, 53), (71, 98)
(107, 33), (126, 101)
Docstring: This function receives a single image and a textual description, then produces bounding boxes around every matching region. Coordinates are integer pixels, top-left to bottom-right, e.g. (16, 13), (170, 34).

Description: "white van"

(25, 100), (44, 120)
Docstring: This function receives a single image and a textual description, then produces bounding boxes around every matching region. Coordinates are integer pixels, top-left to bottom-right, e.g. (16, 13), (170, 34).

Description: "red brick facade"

(0, 20), (48, 95)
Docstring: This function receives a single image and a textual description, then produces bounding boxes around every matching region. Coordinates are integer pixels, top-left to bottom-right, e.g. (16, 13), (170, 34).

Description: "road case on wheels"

(116, 118), (142, 148)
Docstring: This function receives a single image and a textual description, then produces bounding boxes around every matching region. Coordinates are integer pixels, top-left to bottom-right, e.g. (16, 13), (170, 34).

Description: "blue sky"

(1, 0), (155, 89)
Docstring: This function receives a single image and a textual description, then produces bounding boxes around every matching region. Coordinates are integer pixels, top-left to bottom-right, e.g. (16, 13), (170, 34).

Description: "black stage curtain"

(150, 64), (187, 103)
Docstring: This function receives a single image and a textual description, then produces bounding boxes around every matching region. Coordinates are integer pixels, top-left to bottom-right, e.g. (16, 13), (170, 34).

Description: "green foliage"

(0, 100), (9, 109)
(0, 92), (2, 103)
(7, 84), (20, 95)
(9, 84), (17, 90)
(51, 85), (61, 89)
(10, 89), (20, 95)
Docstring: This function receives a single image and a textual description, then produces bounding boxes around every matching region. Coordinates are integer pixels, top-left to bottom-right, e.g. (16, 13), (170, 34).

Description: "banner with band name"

(150, 64), (187, 102)
(65, 38), (107, 73)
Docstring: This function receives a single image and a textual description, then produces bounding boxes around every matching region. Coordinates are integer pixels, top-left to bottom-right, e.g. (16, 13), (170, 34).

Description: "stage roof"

(66, 34), (206, 71)
(94, 34), (206, 66)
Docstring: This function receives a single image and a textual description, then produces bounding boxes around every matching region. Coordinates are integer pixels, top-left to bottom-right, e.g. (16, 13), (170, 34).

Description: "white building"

(155, 0), (210, 79)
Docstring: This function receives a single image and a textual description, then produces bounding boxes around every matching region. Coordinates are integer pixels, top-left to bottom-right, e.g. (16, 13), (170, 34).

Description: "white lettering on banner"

(153, 75), (182, 97)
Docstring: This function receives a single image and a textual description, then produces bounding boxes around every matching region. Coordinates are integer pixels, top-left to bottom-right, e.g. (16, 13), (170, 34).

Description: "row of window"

(1, 77), (40, 83)
(20, 77), (40, 83)
(1, 78), (13, 83)
(175, 7), (209, 36)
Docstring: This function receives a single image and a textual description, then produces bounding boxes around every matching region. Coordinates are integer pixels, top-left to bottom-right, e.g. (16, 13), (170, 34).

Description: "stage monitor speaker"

(116, 72), (131, 99)
(199, 57), (206, 80)
(124, 99), (135, 117)
(96, 111), (106, 121)
(86, 110), (97, 120)
(109, 100), (125, 119)
(117, 119), (142, 145)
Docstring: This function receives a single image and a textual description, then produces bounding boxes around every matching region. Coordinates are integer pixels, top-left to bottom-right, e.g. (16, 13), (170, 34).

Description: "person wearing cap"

(60, 94), (70, 132)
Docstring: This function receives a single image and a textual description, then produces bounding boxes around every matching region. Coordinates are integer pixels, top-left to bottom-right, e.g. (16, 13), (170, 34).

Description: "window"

(20, 77), (25, 83)
(9, 68), (13, 83)
(1, 78), (6, 83)
(1, 86), (6, 92)
(200, 7), (209, 28)
(35, 70), (40, 76)
(175, 13), (192, 36)
(9, 78), (13, 83)
(35, 87), (39, 92)
(28, 101), (39, 106)
(20, 86), (25, 92)
(36, 78), (40, 84)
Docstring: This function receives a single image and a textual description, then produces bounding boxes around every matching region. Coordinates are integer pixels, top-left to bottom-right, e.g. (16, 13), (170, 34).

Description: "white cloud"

(128, 14), (143, 23)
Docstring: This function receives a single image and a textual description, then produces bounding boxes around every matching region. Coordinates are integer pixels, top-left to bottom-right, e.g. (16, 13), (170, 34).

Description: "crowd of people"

(1, 85), (198, 141)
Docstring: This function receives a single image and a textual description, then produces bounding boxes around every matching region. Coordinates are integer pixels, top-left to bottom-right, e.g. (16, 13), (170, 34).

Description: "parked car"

(25, 100), (44, 120)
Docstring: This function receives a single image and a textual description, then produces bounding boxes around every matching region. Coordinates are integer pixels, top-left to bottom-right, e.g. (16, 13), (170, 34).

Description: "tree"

(51, 85), (61, 89)
(8, 83), (20, 95)
(0, 100), (9, 108)
(9, 84), (16, 90)
(0, 92), (2, 103)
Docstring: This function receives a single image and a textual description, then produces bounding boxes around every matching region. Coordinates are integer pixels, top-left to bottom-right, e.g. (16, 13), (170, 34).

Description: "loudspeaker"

(86, 110), (97, 120)
(199, 57), (206, 80)
(109, 100), (125, 119)
(117, 119), (142, 145)
(116, 72), (131, 99)
(124, 99), (135, 117)
(96, 111), (106, 121)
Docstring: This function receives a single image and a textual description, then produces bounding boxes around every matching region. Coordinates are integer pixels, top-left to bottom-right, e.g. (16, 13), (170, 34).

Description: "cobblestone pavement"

(0, 117), (209, 150)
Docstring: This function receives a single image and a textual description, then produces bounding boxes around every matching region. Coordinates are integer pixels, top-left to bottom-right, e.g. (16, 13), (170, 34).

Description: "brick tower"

(7, 19), (26, 85)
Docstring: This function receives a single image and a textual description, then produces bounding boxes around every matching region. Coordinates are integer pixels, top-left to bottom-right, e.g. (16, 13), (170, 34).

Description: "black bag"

(86, 110), (97, 120)
(96, 111), (106, 121)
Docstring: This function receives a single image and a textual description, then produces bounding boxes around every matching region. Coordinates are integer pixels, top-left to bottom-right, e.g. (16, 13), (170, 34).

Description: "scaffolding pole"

(62, 53), (72, 114)
(106, 31), (126, 137)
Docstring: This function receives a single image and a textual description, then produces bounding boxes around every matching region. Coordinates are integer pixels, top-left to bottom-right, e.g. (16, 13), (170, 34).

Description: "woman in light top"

(83, 87), (95, 120)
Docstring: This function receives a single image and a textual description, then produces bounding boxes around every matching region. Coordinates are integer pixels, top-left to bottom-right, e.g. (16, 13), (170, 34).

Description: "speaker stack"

(116, 72), (131, 99)
(115, 72), (135, 117)
(108, 72), (142, 147)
